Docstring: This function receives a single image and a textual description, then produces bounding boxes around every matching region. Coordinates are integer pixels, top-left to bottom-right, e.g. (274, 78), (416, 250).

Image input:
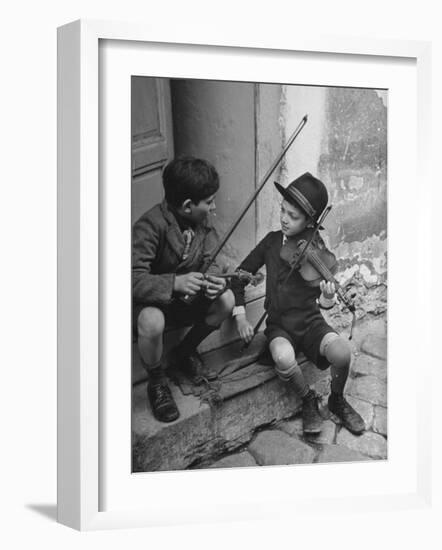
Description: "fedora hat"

(274, 172), (328, 222)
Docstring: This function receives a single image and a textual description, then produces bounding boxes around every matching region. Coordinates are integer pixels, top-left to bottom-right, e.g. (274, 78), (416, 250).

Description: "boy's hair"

(163, 157), (220, 207)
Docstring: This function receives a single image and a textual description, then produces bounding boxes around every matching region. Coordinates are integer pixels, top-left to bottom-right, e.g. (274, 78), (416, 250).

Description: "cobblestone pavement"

(201, 325), (387, 469)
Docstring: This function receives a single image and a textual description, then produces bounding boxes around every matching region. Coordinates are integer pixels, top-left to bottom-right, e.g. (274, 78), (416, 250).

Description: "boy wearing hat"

(231, 173), (365, 435)
(133, 157), (235, 423)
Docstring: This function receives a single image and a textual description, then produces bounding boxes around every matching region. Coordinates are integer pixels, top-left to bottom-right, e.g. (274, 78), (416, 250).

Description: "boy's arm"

(132, 217), (175, 305)
(230, 234), (269, 307)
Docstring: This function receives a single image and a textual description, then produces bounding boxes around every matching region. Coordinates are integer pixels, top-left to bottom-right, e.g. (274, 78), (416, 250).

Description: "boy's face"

(280, 199), (309, 237)
(181, 193), (216, 225)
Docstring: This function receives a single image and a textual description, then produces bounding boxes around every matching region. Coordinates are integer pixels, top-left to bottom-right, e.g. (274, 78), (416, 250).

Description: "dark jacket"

(132, 200), (221, 306)
(231, 230), (324, 337)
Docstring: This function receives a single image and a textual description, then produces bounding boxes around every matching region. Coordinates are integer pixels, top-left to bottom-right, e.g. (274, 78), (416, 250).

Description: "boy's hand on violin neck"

(320, 280), (336, 300)
(235, 314), (254, 344)
(174, 272), (205, 295)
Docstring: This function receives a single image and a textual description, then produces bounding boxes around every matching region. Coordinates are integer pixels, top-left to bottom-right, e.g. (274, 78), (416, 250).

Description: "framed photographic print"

(57, 19), (432, 530)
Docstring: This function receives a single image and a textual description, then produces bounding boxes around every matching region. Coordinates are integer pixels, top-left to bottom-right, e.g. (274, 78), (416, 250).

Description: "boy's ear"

(182, 198), (193, 213)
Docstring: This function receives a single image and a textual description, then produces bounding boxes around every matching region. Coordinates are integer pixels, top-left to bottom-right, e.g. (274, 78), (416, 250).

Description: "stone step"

(132, 350), (329, 472)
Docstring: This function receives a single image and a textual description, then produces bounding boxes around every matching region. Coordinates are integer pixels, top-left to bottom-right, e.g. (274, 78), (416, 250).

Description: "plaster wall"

(258, 84), (388, 293)
(171, 79), (256, 268)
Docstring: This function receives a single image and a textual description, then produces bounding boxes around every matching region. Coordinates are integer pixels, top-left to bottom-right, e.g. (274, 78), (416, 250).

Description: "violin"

(280, 229), (356, 314)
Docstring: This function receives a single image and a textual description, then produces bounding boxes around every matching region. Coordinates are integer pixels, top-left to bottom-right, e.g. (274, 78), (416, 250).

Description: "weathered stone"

(345, 395), (374, 430)
(342, 316), (386, 350)
(133, 373), (307, 472)
(316, 444), (368, 463)
(360, 334), (387, 360)
(209, 451), (257, 469)
(313, 375), (331, 397)
(373, 406), (388, 436)
(347, 375), (387, 407)
(304, 420), (336, 445)
(336, 429), (387, 459)
(248, 430), (316, 465)
(279, 417), (336, 445)
(351, 354), (387, 381)
(279, 417), (303, 438)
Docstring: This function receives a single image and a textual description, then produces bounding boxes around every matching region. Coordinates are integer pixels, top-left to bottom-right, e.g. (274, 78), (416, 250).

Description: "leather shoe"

(328, 393), (365, 435)
(147, 382), (180, 423)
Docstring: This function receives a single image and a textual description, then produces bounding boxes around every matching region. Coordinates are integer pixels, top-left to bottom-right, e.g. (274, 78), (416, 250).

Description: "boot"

(302, 389), (323, 434)
(147, 381), (179, 423)
(328, 392), (365, 435)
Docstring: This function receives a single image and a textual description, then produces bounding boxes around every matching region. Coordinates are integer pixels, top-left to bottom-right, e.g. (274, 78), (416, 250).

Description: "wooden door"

(131, 77), (174, 222)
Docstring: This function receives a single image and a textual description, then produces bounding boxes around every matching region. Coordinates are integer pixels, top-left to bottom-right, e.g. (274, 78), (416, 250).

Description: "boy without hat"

(133, 157), (234, 423)
(231, 173), (365, 435)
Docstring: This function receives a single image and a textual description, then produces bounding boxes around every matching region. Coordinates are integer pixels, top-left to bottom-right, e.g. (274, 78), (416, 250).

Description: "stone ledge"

(132, 361), (329, 472)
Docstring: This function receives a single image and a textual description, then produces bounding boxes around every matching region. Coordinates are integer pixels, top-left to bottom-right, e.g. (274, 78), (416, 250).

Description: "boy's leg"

(172, 289), (234, 382)
(137, 306), (179, 423)
(320, 333), (365, 434)
(269, 336), (323, 434)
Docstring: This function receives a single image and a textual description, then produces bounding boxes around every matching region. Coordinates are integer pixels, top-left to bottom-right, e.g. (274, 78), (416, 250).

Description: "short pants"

(265, 317), (337, 370)
(133, 294), (214, 339)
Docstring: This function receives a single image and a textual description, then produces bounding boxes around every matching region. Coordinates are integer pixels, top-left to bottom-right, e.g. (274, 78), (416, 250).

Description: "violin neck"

(306, 252), (336, 283)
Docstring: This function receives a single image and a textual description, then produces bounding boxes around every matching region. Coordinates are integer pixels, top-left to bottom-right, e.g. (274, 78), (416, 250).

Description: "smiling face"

(280, 199), (309, 237)
(180, 193), (217, 225)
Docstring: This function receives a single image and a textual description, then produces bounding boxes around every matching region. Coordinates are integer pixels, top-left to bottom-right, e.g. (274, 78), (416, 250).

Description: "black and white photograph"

(131, 77), (388, 472)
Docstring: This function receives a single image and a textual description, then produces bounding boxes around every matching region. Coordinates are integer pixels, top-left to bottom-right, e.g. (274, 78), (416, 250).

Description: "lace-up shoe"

(328, 393), (365, 435)
(147, 382), (180, 423)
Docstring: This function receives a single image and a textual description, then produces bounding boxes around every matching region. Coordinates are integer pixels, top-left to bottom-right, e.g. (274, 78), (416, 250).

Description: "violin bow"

(203, 114), (309, 273)
(182, 114), (309, 304)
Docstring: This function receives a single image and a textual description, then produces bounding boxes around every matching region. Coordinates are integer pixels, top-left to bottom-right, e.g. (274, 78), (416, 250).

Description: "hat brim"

(274, 181), (310, 215)
(274, 181), (324, 229)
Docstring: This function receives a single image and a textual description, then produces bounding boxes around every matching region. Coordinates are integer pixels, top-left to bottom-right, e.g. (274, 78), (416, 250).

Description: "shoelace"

(153, 384), (173, 405)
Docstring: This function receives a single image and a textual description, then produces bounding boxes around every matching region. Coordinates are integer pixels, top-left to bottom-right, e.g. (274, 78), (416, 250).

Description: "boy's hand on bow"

(320, 280), (336, 300)
(235, 314), (254, 344)
(203, 275), (226, 300)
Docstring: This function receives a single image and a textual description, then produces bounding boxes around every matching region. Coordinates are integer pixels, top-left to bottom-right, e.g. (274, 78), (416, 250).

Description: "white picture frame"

(57, 19), (432, 531)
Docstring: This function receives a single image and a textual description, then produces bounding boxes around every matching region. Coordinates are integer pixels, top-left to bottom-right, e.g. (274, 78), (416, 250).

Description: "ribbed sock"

(286, 364), (310, 398)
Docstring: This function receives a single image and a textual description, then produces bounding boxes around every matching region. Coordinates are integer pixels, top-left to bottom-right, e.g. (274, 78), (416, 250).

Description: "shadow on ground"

(26, 504), (57, 522)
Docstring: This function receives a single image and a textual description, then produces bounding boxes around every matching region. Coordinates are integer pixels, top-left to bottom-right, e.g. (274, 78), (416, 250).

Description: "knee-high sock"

(330, 363), (349, 394)
(275, 360), (309, 398)
(287, 364), (310, 398)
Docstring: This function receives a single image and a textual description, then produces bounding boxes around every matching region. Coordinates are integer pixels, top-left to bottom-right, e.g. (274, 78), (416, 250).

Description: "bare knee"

(206, 289), (234, 324)
(324, 337), (351, 368)
(137, 307), (165, 340)
(269, 338), (296, 368)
